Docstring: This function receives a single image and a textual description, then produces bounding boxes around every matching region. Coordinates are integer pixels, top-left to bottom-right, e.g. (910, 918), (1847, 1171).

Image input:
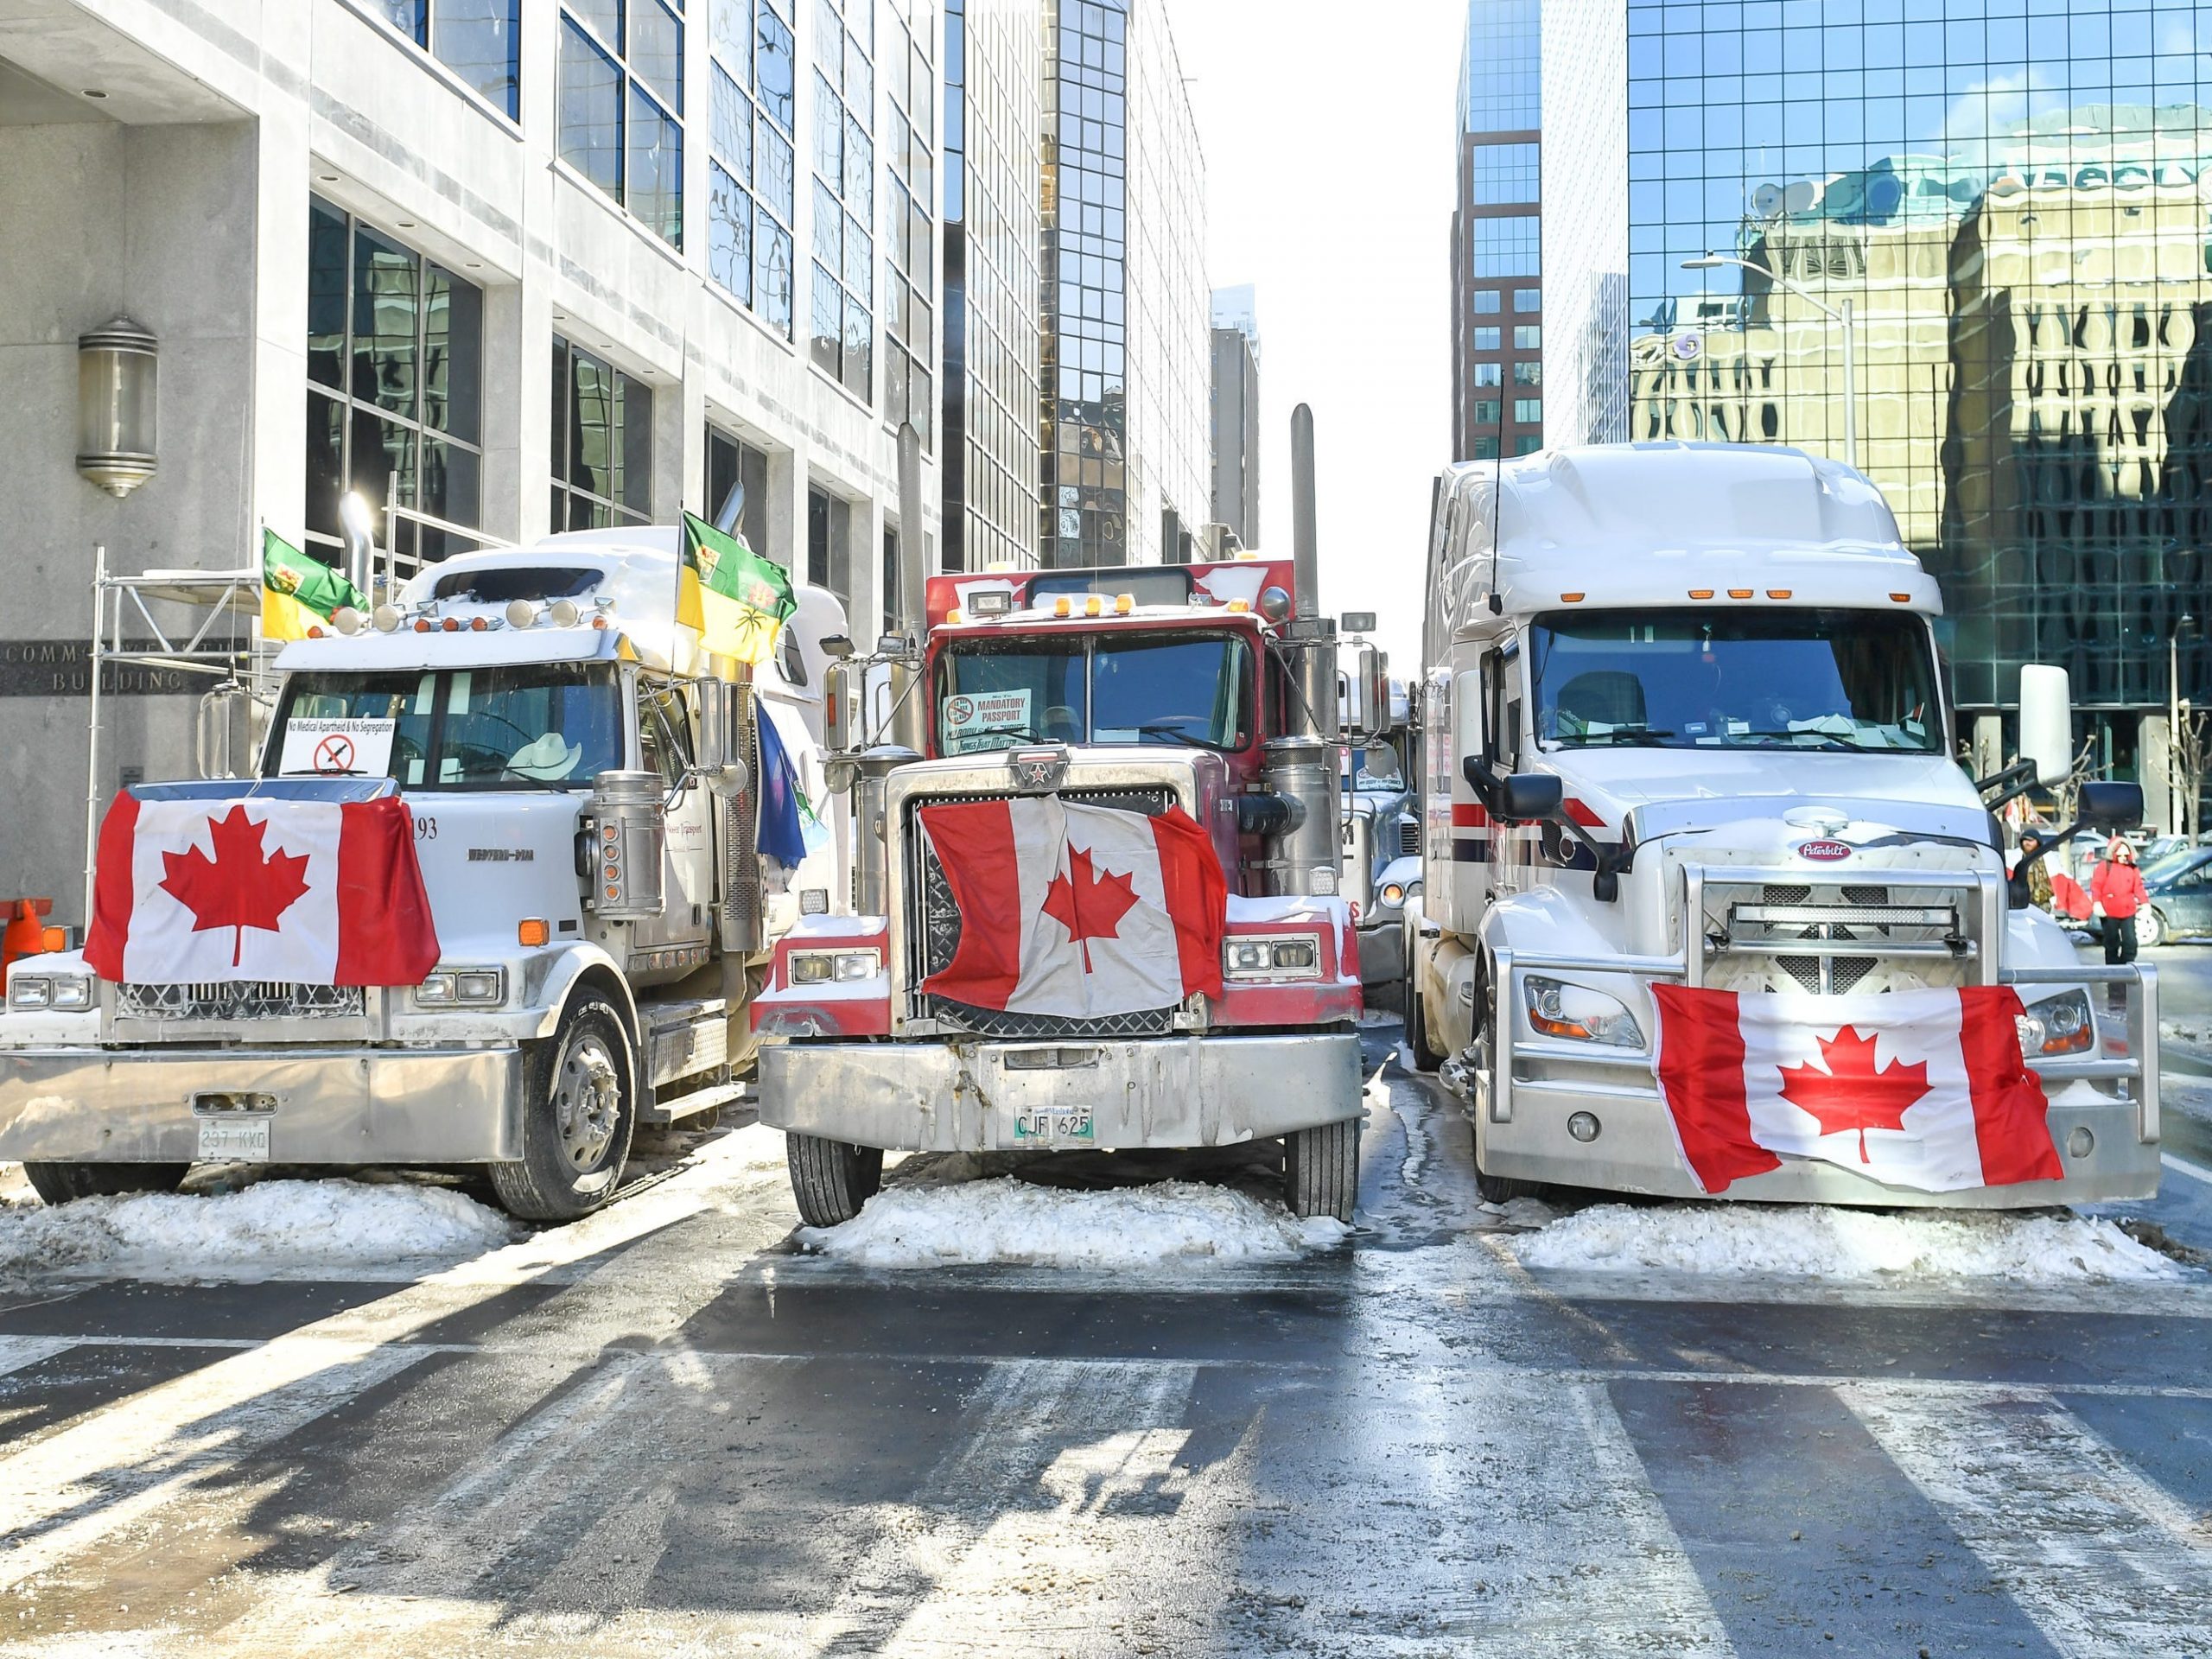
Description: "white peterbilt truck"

(1402, 443), (2161, 1207)
(0, 526), (849, 1220)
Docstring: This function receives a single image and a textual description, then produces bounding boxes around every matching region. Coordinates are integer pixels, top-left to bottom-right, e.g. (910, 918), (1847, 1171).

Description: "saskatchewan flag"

(679, 511), (796, 667)
(262, 529), (366, 642)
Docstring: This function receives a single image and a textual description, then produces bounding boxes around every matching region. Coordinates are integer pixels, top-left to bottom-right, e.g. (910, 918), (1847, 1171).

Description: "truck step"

(638, 1079), (748, 1127)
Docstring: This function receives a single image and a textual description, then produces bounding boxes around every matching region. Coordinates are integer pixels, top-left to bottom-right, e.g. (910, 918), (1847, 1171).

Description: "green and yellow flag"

(679, 511), (796, 667)
(262, 529), (366, 642)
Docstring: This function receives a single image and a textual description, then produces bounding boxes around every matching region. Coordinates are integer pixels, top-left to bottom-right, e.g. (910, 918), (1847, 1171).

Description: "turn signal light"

(40, 925), (67, 954)
(518, 918), (550, 947)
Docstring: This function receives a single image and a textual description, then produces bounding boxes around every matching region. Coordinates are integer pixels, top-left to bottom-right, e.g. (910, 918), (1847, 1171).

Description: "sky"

(1167, 0), (1468, 668)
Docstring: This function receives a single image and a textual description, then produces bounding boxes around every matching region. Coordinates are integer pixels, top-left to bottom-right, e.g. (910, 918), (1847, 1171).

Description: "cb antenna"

(1485, 353), (1510, 614)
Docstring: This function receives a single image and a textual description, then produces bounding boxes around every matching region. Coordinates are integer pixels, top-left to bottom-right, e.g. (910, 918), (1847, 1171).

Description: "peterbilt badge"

(1796, 839), (1853, 861)
(1007, 745), (1070, 793)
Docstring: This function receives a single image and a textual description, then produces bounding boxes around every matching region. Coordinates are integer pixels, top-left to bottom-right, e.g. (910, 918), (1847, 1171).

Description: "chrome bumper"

(760, 1029), (1364, 1152)
(0, 1046), (525, 1164)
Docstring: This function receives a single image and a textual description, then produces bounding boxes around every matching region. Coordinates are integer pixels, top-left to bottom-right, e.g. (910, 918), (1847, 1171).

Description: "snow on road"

(797, 1176), (1349, 1268)
(0, 1178), (518, 1281)
(1515, 1201), (2183, 1283)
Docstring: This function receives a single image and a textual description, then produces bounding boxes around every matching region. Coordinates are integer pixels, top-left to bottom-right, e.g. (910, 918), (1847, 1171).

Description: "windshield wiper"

(1560, 728), (1678, 747)
(1724, 728), (1893, 753)
(490, 769), (586, 793)
(957, 723), (1048, 745)
(1134, 721), (1208, 748)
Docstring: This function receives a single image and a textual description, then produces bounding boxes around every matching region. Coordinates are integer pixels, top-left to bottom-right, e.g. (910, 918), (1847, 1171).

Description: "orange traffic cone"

(2, 899), (54, 972)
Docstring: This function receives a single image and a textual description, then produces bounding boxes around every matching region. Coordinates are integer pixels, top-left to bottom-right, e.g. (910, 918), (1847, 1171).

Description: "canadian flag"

(84, 793), (440, 988)
(1651, 984), (2064, 1194)
(919, 797), (1226, 1019)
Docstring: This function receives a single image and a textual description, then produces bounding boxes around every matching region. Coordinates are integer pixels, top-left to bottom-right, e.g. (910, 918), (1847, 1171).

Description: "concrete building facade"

(0, 0), (943, 921)
(1039, 0), (1208, 568)
(1208, 283), (1258, 550)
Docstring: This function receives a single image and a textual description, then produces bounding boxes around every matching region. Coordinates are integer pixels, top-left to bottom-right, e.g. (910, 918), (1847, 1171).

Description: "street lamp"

(1683, 254), (1858, 472)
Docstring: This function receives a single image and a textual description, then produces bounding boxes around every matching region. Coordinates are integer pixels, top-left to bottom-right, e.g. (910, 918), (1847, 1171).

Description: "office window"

(1472, 362), (1501, 388)
(704, 423), (774, 561)
(1513, 361), (1541, 386)
(1470, 435), (1500, 461)
(373, 1), (521, 118)
(1514, 325), (1541, 350)
(810, 0), (874, 398)
(1514, 398), (1542, 423)
(551, 334), (652, 528)
(1472, 398), (1503, 425)
(1473, 290), (1501, 315)
(1514, 288), (1541, 313)
(706, 0), (797, 337)
(1512, 433), (1542, 456)
(807, 482), (853, 606)
(306, 196), (483, 565)
(1473, 327), (1501, 352)
(1474, 214), (1539, 277)
(882, 0), (936, 446)
(559, 2), (685, 248)
(1471, 140), (1539, 206)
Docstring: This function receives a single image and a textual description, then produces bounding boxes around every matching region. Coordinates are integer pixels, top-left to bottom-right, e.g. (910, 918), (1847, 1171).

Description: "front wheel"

(1402, 964), (1445, 1072)
(787, 1135), (883, 1228)
(1469, 1032), (1543, 1205)
(2136, 906), (2167, 949)
(489, 995), (636, 1223)
(22, 1162), (189, 1205)
(1284, 1119), (1360, 1223)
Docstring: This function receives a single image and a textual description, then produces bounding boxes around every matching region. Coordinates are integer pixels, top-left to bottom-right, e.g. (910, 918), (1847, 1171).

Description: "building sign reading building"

(0, 639), (196, 697)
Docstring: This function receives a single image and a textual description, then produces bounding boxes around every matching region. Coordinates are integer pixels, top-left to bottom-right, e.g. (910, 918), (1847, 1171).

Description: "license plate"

(1012, 1108), (1095, 1146)
(196, 1116), (270, 1162)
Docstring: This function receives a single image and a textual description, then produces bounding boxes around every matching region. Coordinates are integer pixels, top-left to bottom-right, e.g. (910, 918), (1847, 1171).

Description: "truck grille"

(1703, 874), (1974, 995)
(1399, 818), (1421, 857)
(118, 982), (366, 1021)
(907, 785), (1179, 1037)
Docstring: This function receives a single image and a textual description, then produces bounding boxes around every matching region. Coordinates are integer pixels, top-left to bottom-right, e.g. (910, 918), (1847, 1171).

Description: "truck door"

(638, 682), (715, 955)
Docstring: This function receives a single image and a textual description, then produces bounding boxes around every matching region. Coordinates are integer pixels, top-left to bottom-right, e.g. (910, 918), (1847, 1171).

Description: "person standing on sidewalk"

(2091, 839), (2149, 967)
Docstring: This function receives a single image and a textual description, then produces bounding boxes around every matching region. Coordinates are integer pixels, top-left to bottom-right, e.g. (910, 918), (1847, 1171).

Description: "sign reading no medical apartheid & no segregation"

(277, 718), (397, 778)
(83, 793), (439, 987)
(1650, 984), (2063, 1193)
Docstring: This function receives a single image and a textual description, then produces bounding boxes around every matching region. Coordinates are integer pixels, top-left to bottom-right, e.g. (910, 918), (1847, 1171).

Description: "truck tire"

(22, 1162), (189, 1205)
(1469, 1030), (1544, 1205)
(1403, 969), (1446, 1071)
(1285, 1118), (1359, 1223)
(786, 1134), (883, 1227)
(489, 994), (636, 1224)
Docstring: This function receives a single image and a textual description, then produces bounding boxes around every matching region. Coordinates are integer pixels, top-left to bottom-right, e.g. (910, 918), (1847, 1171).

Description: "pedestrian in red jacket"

(2091, 840), (2149, 967)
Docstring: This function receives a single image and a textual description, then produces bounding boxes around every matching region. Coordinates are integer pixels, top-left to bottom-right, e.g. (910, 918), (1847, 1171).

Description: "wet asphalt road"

(1, 1013), (2211, 1655)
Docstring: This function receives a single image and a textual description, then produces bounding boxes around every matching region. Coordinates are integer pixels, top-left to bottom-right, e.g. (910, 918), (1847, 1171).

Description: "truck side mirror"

(2018, 664), (2074, 787)
(690, 680), (750, 798)
(1340, 644), (1391, 740)
(195, 683), (253, 780)
(2080, 780), (2145, 830)
(1462, 755), (1560, 822)
(824, 659), (857, 752)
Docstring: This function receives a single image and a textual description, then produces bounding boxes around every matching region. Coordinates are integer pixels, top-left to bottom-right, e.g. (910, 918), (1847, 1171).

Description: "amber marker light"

(1890, 592), (1911, 602)
(1688, 589), (1714, 600)
(518, 918), (550, 947)
(1084, 594), (1104, 617)
(1115, 593), (1135, 613)
(1054, 596), (1072, 618)
(40, 926), (67, 954)
(1559, 592), (1585, 603)
(1766, 589), (1792, 599)
(414, 619), (433, 633)
(442, 618), (461, 632)
(1727, 588), (1754, 599)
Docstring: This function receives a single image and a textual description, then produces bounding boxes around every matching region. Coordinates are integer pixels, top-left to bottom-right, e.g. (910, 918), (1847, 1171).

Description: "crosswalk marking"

(0, 1335), (74, 1382)
(1845, 1383), (2212, 1659)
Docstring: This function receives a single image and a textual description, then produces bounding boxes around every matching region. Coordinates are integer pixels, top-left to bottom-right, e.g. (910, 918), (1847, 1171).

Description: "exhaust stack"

(889, 422), (930, 754)
(1264, 404), (1341, 896)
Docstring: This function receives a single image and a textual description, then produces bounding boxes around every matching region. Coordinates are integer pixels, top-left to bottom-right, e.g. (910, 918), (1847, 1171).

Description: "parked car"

(2107, 846), (2212, 947)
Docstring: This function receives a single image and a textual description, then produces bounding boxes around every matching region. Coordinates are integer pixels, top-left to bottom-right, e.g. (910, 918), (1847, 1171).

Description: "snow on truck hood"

(1549, 749), (1993, 846)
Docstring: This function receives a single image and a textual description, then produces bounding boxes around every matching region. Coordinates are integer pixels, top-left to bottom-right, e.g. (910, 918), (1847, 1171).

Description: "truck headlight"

(1524, 976), (1643, 1047)
(1223, 934), (1324, 981)
(48, 976), (93, 1011)
(8, 976), (51, 1010)
(790, 949), (881, 985)
(1379, 881), (1406, 907)
(2018, 989), (2094, 1057)
(412, 969), (505, 1008)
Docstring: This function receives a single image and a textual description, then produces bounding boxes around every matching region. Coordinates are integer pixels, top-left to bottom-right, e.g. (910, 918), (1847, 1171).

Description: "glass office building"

(942, 0), (1045, 570)
(1040, 0), (1210, 567)
(1605, 0), (2212, 778)
(1452, 0), (1546, 462)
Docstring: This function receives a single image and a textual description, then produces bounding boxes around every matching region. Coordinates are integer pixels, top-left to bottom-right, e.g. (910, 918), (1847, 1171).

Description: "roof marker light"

(1227, 598), (1251, 614)
(1115, 593), (1134, 614)
(1084, 594), (1103, 617)
(592, 616), (609, 630)
(442, 617), (461, 632)
(1766, 589), (1792, 599)
(1688, 589), (1714, 600)
(469, 617), (488, 632)
(1727, 588), (1754, 600)
(1560, 592), (1585, 603)
(413, 619), (433, 633)
(1054, 596), (1072, 618)
(945, 607), (965, 626)
(1890, 592), (1911, 603)
(306, 626), (324, 639)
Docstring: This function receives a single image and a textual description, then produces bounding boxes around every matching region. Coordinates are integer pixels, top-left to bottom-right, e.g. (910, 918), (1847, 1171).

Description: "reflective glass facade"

(808, 0), (875, 397)
(1040, 0), (1209, 567)
(941, 0), (1044, 570)
(705, 0), (798, 339)
(557, 0), (685, 248)
(1618, 0), (2212, 733)
(1452, 0), (1543, 461)
(373, 1), (522, 118)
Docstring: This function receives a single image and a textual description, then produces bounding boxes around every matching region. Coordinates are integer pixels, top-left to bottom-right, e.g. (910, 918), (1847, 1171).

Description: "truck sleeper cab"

(1404, 443), (2160, 1208)
(0, 528), (849, 1222)
(753, 552), (1370, 1227)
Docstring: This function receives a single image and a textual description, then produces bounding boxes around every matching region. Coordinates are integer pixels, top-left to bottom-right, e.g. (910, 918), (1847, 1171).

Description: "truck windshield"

(265, 664), (623, 788)
(938, 632), (1255, 753)
(1529, 608), (1939, 753)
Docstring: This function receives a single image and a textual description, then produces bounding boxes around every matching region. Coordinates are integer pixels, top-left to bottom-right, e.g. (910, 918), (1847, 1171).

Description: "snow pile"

(1515, 1202), (2182, 1284)
(798, 1177), (1348, 1268)
(0, 1179), (518, 1279)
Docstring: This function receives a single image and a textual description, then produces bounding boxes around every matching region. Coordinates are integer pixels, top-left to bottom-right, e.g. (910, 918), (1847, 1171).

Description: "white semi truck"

(1402, 443), (2161, 1206)
(0, 527), (849, 1220)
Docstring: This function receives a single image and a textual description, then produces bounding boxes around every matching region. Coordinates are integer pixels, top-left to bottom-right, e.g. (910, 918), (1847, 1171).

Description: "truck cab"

(0, 527), (848, 1221)
(1404, 443), (2160, 1207)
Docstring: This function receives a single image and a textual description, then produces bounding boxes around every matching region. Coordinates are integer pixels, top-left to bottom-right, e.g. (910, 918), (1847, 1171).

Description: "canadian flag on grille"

(1651, 984), (2063, 1193)
(83, 792), (440, 987)
(918, 797), (1226, 1019)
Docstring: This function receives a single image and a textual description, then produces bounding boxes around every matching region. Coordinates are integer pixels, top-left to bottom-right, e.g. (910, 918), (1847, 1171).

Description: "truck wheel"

(786, 1134), (883, 1227)
(1285, 1118), (1359, 1223)
(1469, 1030), (1544, 1205)
(1402, 969), (1446, 1072)
(22, 1162), (189, 1205)
(489, 995), (636, 1224)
